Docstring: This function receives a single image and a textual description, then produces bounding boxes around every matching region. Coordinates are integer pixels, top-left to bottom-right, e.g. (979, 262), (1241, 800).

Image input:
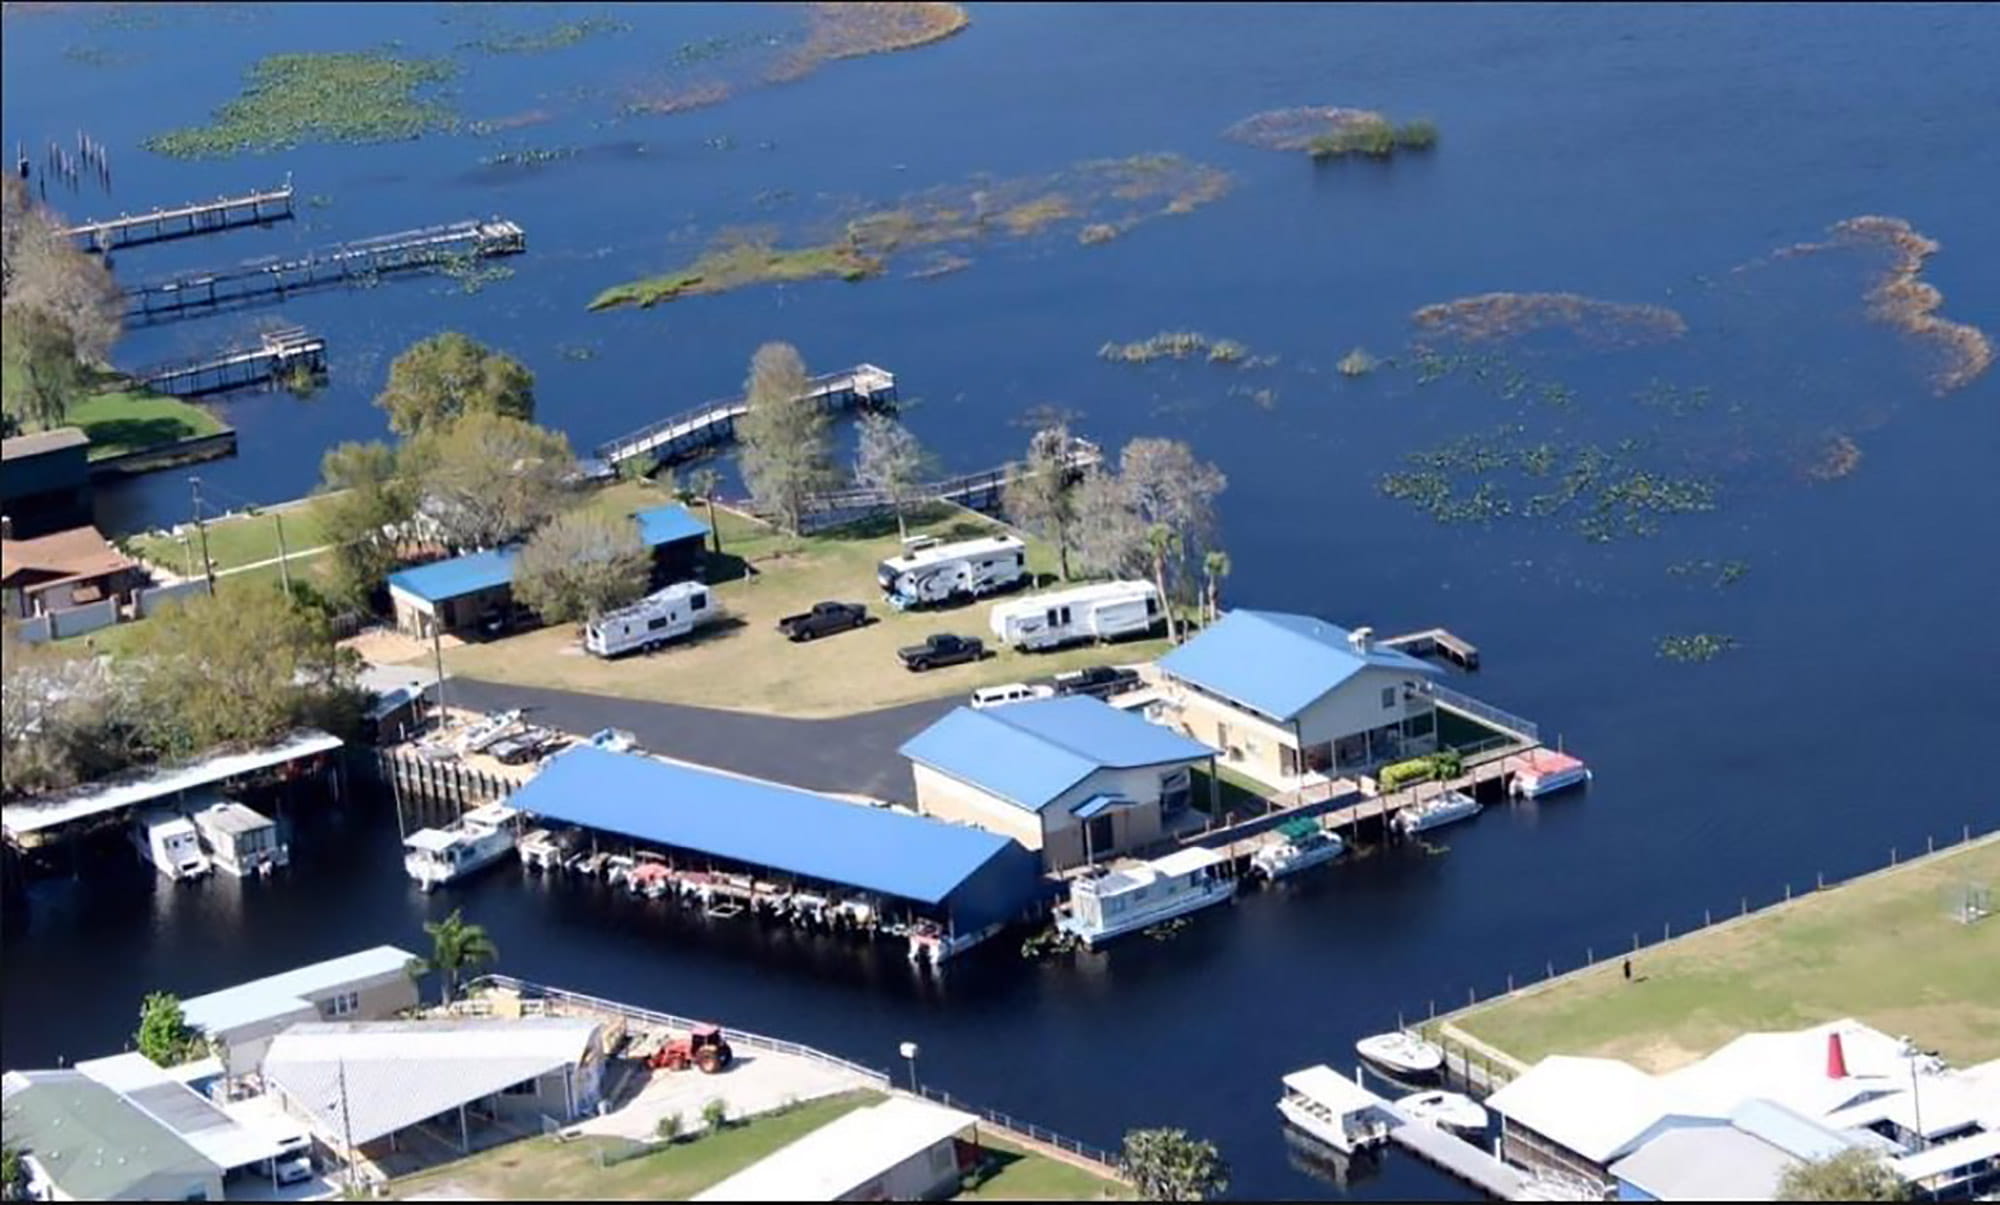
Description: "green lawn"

(123, 494), (338, 574)
(63, 387), (227, 461)
(960, 1135), (1132, 1200)
(1454, 838), (2000, 1072)
(438, 501), (1174, 718)
(387, 1091), (883, 1200)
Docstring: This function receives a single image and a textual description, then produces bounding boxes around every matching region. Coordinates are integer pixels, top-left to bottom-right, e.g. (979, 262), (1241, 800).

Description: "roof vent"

(1348, 626), (1374, 653)
(1826, 1031), (1848, 1079)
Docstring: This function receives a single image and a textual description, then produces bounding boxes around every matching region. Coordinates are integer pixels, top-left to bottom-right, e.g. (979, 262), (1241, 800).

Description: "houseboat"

(133, 811), (212, 881)
(192, 800), (288, 877)
(1252, 818), (1347, 880)
(1508, 748), (1593, 798)
(1277, 1065), (1398, 1155)
(1393, 790), (1482, 835)
(1055, 846), (1236, 948)
(402, 802), (521, 892)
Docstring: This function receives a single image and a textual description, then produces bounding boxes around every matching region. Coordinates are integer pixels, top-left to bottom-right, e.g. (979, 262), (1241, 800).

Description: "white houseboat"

(1056, 846), (1236, 948)
(133, 810), (211, 881)
(403, 802), (521, 892)
(1507, 748), (1593, 798)
(1252, 818), (1347, 880)
(1393, 790), (1482, 835)
(1277, 1065), (1399, 1155)
(192, 800), (288, 877)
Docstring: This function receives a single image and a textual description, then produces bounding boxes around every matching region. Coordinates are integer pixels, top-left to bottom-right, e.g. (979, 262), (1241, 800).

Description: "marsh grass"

(1412, 292), (1688, 347)
(1225, 106), (1386, 152)
(589, 239), (880, 309)
(768, 2), (970, 83)
(1658, 634), (1738, 662)
(1338, 347), (1377, 377)
(1098, 331), (1257, 365)
(460, 15), (629, 55)
(145, 51), (457, 157)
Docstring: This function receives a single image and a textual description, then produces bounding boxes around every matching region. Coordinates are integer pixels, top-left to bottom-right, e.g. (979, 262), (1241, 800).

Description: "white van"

(969, 682), (1054, 709)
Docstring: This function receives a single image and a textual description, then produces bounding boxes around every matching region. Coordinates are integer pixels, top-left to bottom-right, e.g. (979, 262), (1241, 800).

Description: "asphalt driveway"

(443, 678), (959, 802)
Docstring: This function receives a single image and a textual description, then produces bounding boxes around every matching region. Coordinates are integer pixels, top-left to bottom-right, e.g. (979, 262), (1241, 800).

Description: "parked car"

(898, 633), (985, 672)
(777, 601), (869, 642)
(970, 682), (1055, 709)
(1053, 664), (1142, 700)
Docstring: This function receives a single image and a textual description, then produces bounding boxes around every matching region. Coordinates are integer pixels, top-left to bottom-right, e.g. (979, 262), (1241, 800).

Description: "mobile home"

(988, 580), (1162, 651)
(583, 582), (716, 658)
(877, 535), (1027, 610)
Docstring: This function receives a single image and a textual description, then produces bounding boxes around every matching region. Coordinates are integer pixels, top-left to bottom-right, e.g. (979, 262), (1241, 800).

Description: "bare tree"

(1, 304), (87, 429)
(404, 412), (574, 551)
(512, 511), (650, 625)
(736, 342), (837, 535)
(1071, 470), (1149, 580)
(853, 412), (932, 542)
(2, 623), (139, 799)
(1, 179), (121, 363)
(1004, 423), (1080, 580)
(1120, 438), (1227, 616)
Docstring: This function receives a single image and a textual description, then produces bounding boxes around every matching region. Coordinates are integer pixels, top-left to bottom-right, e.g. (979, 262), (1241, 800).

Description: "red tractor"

(648, 1023), (734, 1074)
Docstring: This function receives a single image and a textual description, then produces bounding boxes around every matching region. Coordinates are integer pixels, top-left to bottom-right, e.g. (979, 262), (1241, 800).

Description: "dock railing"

(912, 1084), (1122, 1172)
(1428, 682), (1541, 744)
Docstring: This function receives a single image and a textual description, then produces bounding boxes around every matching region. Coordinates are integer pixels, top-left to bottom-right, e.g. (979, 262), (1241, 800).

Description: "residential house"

(0, 523), (143, 620)
(899, 695), (1218, 872)
(0, 1069), (225, 1202)
(179, 945), (421, 1078)
(1152, 610), (1443, 789)
(693, 1095), (981, 1202)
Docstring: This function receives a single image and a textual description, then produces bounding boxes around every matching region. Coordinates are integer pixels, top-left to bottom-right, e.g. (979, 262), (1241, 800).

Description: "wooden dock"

(137, 326), (326, 397)
(1387, 1116), (1525, 1199)
(64, 179), (295, 252)
(1382, 626), (1481, 671)
(594, 364), (899, 470)
(792, 435), (1103, 532)
(121, 218), (525, 324)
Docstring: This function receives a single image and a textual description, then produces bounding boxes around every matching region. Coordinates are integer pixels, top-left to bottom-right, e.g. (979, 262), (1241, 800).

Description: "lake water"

(4, 3), (1998, 1198)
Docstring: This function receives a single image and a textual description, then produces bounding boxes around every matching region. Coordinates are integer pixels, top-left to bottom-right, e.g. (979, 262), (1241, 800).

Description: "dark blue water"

(5, 4), (1999, 1198)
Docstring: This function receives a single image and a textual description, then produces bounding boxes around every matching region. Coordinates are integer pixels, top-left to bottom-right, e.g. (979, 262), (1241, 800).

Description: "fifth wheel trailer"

(988, 580), (1163, 651)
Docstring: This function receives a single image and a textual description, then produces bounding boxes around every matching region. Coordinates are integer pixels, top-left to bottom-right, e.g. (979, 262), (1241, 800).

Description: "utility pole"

(431, 621), (448, 727)
(337, 1055), (357, 1193)
(273, 510), (293, 599)
(189, 476), (216, 592)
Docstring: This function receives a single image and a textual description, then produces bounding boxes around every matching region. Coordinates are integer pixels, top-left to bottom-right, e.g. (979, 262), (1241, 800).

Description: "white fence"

(137, 577), (212, 617)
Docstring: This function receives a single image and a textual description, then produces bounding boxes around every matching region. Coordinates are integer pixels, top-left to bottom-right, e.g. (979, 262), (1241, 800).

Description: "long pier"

(137, 326), (327, 397)
(63, 178), (295, 252)
(594, 364), (899, 469)
(792, 435), (1103, 532)
(121, 218), (525, 325)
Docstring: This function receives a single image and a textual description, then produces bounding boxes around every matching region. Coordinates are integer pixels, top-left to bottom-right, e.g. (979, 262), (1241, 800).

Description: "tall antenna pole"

(190, 476), (216, 592)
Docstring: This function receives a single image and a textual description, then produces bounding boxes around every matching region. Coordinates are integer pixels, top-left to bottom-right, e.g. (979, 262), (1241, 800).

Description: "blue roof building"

(1154, 609), (1447, 789)
(900, 696), (1217, 871)
(508, 747), (1041, 945)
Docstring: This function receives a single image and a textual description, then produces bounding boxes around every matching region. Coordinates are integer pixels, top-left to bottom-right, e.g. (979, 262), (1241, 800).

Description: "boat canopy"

(404, 828), (462, 853)
(1278, 817), (1322, 841)
(1283, 1065), (1382, 1115)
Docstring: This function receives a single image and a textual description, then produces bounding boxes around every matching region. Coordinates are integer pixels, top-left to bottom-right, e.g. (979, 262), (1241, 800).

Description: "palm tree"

(689, 467), (723, 554)
(1202, 549), (1231, 625)
(416, 909), (498, 1006)
(1146, 524), (1183, 644)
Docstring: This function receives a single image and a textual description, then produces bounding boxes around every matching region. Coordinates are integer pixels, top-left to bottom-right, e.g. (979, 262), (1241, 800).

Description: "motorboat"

(518, 827), (581, 872)
(403, 803), (521, 892)
(1356, 1031), (1445, 1079)
(1056, 847), (1236, 948)
(628, 861), (672, 899)
(455, 709), (524, 755)
(587, 727), (638, 753)
(1393, 790), (1482, 835)
(603, 854), (637, 888)
(1395, 1089), (1488, 1134)
(1509, 748), (1592, 798)
(1277, 1065), (1396, 1155)
(133, 810), (211, 881)
(1252, 819), (1346, 880)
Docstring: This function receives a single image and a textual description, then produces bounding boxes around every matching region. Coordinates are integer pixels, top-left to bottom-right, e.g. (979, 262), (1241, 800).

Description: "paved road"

(444, 678), (958, 802)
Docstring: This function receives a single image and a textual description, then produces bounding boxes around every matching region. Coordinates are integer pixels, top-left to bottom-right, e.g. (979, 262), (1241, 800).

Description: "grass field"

(438, 499), (1173, 718)
(1454, 837), (2000, 1071)
(63, 387), (227, 460)
(960, 1135), (1132, 1200)
(123, 493), (339, 574)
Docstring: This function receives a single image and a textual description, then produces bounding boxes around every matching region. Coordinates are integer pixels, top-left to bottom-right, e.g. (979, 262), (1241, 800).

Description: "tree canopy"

(416, 909), (499, 1005)
(1004, 423), (1080, 581)
(315, 440), (418, 612)
(1, 177), (120, 433)
(404, 411), (573, 551)
(853, 412), (931, 541)
(1, 304), (87, 430)
(134, 992), (207, 1067)
(512, 509), (650, 624)
(373, 331), (535, 437)
(1119, 1128), (1229, 1201)
(737, 342), (837, 535)
(1, 622), (139, 800)
(1776, 1149), (1908, 1201)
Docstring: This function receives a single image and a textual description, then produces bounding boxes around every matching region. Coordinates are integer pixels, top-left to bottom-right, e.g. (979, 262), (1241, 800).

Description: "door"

(1085, 815), (1115, 861)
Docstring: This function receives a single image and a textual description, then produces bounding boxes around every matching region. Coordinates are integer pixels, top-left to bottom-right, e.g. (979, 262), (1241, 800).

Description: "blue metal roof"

(1155, 609), (1440, 722)
(385, 546), (520, 605)
(634, 504), (709, 548)
(1728, 1099), (1855, 1162)
(509, 746), (1025, 906)
(899, 696), (1215, 812)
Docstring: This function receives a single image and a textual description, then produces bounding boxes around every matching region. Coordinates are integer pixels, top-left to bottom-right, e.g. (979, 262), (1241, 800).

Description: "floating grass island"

(144, 51), (457, 157)
(1099, 331), (1253, 366)
(1412, 292), (1689, 348)
(1659, 634), (1739, 663)
(590, 241), (881, 309)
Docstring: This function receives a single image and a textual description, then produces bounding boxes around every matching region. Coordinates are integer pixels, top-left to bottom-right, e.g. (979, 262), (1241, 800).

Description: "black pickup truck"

(1053, 664), (1142, 700)
(777, 601), (869, 642)
(897, 633), (985, 672)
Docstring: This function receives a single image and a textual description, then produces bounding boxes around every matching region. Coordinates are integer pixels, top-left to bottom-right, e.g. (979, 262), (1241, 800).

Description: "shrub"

(701, 1098), (729, 1133)
(1378, 757), (1439, 792)
(656, 1111), (684, 1143)
(1395, 119), (1439, 150)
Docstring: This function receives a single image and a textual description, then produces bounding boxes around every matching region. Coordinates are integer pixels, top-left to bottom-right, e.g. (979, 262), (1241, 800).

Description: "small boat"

(1393, 790), (1482, 835)
(1277, 1065), (1397, 1154)
(603, 854), (637, 888)
(1253, 819), (1346, 880)
(1356, 1031), (1445, 1079)
(1395, 1090), (1488, 1134)
(403, 803), (520, 893)
(628, 861), (671, 899)
(456, 709), (524, 755)
(518, 827), (581, 872)
(572, 851), (609, 878)
(1509, 748), (1592, 798)
(1056, 847), (1236, 949)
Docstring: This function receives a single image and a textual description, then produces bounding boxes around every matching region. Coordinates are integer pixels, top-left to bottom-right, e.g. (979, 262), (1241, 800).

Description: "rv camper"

(584, 582), (717, 658)
(988, 580), (1163, 651)
(877, 535), (1027, 610)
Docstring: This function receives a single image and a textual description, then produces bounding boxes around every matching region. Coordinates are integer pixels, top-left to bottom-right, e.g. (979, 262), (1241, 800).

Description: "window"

(503, 1078), (539, 1096)
(691, 592), (707, 610)
(1382, 686), (1398, 710)
(648, 616), (669, 631)
(325, 990), (360, 1017)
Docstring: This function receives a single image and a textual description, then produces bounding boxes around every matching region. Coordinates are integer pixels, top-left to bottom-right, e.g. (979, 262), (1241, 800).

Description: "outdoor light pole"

(1901, 1036), (1926, 1151)
(899, 1041), (920, 1094)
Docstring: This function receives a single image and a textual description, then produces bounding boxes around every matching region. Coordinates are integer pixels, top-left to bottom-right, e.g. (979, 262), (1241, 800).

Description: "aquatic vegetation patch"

(144, 52), (458, 157)
(767, 2), (970, 83)
(1099, 332), (1257, 366)
(589, 237), (881, 309)
(466, 109), (555, 137)
(1308, 116), (1439, 160)
(436, 250), (515, 295)
(478, 145), (581, 170)
(1077, 222), (1121, 246)
(1412, 292), (1688, 348)
(460, 15), (629, 55)
(1826, 218), (1989, 394)
(1224, 106), (1387, 152)
(1338, 347), (1378, 377)
(908, 252), (972, 280)
(1658, 634), (1738, 663)
(620, 81), (734, 118)
(1804, 433), (1863, 482)
(1666, 559), (1750, 588)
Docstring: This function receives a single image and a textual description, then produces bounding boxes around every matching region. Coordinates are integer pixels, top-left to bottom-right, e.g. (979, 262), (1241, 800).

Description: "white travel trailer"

(583, 582), (717, 658)
(987, 580), (1163, 651)
(877, 535), (1027, 610)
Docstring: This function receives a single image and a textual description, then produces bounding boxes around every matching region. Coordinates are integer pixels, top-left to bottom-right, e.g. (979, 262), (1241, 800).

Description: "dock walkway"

(595, 364), (898, 469)
(793, 435), (1103, 532)
(137, 326), (326, 397)
(1387, 1115), (1525, 1199)
(1381, 626), (1481, 671)
(64, 178), (294, 252)
(121, 218), (524, 324)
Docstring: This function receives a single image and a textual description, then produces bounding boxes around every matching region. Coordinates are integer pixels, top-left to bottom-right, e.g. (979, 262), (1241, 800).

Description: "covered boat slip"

(506, 747), (1043, 941)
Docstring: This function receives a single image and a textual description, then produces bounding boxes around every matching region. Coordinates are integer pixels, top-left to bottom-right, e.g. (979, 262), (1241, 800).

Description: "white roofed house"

(1485, 1055), (1722, 1195)
(178, 945), (421, 1079)
(694, 1095), (981, 1202)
